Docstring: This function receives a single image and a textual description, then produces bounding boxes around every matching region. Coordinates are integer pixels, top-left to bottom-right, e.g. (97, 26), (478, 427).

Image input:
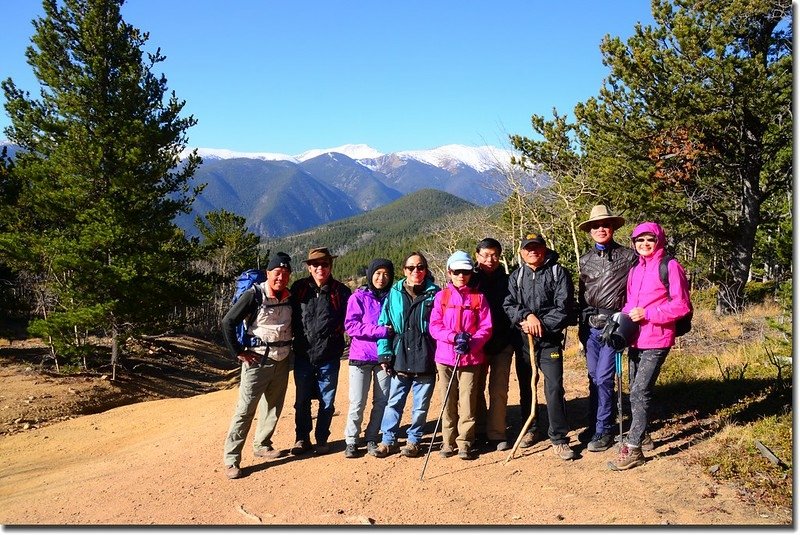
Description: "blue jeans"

(293, 354), (340, 444)
(626, 348), (670, 447)
(344, 363), (391, 445)
(585, 326), (617, 436)
(379, 373), (435, 446)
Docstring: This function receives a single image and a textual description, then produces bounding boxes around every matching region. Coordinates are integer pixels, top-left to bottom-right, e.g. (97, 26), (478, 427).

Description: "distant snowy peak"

(188, 147), (298, 162)
(396, 144), (514, 172)
(296, 144), (384, 162)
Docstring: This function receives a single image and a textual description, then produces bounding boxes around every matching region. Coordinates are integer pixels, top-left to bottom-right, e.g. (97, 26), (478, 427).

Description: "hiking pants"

(476, 342), (514, 441)
(343, 362), (391, 445)
(626, 348), (669, 447)
(585, 326), (617, 437)
(223, 355), (291, 467)
(294, 354), (340, 445)
(437, 362), (481, 452)
(515, 338), (570, 444)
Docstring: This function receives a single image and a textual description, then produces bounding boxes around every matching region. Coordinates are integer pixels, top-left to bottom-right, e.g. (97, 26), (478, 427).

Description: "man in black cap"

(221, 252), (294, 479)
(289, 247), (352, 456)
(503, 233), (577, 460)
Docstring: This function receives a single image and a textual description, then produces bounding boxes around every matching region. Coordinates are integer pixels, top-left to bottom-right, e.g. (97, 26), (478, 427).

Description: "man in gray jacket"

(577, 205), (637, 452)
(221, 253), (294, 480)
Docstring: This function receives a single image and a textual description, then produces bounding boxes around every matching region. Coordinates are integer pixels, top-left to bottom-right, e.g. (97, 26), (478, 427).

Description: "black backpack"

(659, 255), (693, 337)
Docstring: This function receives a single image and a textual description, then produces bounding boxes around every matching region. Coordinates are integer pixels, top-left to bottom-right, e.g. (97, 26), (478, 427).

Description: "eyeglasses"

(404, 264), (427, 272)
(590, 222), (612, 230)
(308, 262), (330, 268)
(451, 269), (472, 276)
(477, 252), (499, 260)
(634, 237), (657, 244)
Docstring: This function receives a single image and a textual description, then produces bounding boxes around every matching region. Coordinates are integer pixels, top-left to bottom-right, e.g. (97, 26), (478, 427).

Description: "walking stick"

(420, 353), (462, 481)
(615, 350), (624, 446)
(504, 332), (538, 464)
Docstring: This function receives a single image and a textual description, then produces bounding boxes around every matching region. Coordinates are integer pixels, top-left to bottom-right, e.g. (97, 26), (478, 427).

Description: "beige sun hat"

(577, 205), (625, 232)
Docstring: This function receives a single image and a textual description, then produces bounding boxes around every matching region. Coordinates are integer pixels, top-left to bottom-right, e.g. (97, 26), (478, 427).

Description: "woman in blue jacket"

(371, 252), (440, 458)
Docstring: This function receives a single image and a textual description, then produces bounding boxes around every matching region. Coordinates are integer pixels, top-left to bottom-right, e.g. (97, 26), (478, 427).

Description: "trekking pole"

(420, 353), (462, 481)
(504, 333), (538, 464)
(616, 350), (624, 447)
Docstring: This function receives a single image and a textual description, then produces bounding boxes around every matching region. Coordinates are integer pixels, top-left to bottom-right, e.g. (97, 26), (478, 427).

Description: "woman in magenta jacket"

(610, 221), (691, 471)
(429, 250), (492, 460)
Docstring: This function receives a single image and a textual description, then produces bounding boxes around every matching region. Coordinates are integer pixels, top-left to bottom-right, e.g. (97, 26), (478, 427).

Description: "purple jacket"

(622, 222), (692, 349)
(429, 283), (492, 367)
(345, 287), (392, 363)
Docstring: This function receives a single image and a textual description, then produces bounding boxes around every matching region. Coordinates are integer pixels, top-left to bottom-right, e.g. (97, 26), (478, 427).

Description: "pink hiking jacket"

(622, 222), (692, 350)
(429, 283), (492, 367)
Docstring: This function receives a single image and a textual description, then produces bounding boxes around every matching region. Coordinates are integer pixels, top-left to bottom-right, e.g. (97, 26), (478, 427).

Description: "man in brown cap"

(289, 247), (351, 456)
(576, 205), (637, 452)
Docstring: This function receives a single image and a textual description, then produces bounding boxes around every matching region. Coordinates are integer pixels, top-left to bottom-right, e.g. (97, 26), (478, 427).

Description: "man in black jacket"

(221, 252), (293, 479)
(577, 205), (638, 452)
(290, 247), (351, 456)
(470, 238), (517, 452)
(503, 233), (577, 461)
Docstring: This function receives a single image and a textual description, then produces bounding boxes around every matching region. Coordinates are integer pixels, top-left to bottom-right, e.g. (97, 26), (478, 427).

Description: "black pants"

(515, 336), (570, 444)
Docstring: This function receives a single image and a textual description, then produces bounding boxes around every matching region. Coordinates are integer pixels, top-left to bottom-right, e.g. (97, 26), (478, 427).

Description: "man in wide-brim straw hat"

(576, 205), (638, 453)
(289, 246), (351, 457)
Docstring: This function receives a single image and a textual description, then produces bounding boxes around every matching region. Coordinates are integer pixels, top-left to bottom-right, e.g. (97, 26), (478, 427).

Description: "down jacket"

(621, 222), (691, 349)
(429, 282), (492, 367)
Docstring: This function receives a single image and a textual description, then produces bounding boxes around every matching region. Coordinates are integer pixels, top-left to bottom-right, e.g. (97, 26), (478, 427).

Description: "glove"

(454, 332), (471, 355)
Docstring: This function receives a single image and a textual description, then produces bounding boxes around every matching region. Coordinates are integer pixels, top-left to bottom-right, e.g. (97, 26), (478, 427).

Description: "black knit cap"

(366, 258), (394, 294)
(266, 252), (292, 272)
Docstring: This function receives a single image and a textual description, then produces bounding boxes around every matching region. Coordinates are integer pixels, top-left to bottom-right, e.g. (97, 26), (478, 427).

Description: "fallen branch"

(754, 440), (788, 469)
(237, 504), (262, 523)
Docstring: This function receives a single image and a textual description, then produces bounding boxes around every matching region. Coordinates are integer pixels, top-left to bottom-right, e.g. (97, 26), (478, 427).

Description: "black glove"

(454, 332), (472, 355)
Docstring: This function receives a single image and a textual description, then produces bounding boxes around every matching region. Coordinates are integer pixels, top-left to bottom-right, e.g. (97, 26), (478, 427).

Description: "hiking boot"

(489, 439), (511, 452)
(366, 441), (379, 456)
(344, 443), (358, 458)
(520, 431), (538, 448)
(400, 442), (422, 458)
(290, 440), (312, 456)
(371, 442), (398, 458)
(254, 446), (286, 460)
(552, 442), (576, 461)
(315, 441), (330, 455)
(615, 432), (655, 451)
(439, 445), (456, 458)
(225, 465), (242, 479)
(587, 433), (614, 452)
(608, 444), (645, 471)
(458, 448), (478, 460)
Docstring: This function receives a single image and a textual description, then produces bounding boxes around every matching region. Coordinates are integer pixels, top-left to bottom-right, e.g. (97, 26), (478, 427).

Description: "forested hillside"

(264, 189), (476, 281)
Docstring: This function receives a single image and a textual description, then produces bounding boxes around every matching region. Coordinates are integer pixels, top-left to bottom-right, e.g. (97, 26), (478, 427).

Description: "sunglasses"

(451, 269), (472, 276)
(590, 222), (612, 230)
(634, 237), (657, 244)
(308, 262), (331, 268)
(404, 264), (427, 272)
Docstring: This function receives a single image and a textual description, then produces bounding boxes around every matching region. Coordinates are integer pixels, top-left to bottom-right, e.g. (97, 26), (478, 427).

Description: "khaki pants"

(476, 343), (514, 441)
(436, 363), (480, 452)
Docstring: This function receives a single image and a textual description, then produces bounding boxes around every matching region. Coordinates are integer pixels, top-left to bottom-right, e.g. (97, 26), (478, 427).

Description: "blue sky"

(1, 1), (655, 155)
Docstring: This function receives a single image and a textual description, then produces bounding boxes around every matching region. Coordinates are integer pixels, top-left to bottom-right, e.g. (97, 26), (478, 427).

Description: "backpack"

(232, 268), (266, 347)
(659, 255), (693, 337)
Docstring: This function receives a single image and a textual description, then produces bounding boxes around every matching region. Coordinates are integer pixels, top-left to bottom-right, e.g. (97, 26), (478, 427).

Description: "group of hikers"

(219, 204), (692, 480)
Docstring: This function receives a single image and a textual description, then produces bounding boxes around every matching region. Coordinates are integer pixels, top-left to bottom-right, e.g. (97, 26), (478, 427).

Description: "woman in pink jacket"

(429, 250), (492, 460)
(610, 222), (692, 471)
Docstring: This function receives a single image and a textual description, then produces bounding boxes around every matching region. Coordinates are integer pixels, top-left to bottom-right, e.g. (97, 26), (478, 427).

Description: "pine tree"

(1, 0), (204, 373)
(575, 0), (792, 313)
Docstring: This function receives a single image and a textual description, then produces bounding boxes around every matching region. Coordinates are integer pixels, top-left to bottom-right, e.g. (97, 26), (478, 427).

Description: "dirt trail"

(0, 356), (784, 527)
